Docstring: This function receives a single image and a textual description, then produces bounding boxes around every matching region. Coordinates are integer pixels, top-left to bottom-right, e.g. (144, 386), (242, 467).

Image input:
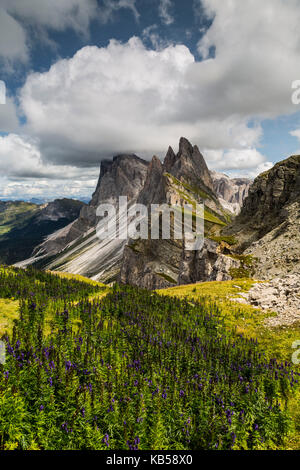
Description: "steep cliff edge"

(224, 155), (300, 279)
(211, 171), (251, 214)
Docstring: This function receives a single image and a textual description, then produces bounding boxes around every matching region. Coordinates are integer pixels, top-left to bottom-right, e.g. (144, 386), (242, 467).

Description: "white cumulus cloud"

(2, 0), (300, 196)
(0, 133), (98, 179)
(18, 36), (267, 172)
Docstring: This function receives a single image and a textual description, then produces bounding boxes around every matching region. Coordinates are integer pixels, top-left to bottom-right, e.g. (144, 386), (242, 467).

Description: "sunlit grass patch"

(158, 278), (255, 300)
(48, 271), (105, 287)
(0, 298), (19, 336)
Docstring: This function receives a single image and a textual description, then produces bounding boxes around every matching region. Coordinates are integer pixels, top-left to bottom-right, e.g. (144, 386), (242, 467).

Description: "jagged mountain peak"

(15, 138), (252, 286)
(150, 154), (163, 169)
(178, 136), (194, 155)
(95, 154), (148, 186)
(163, 137), (214, 193)
(163, 146), (176, 172)
(138, 155), (165, 206)
(91, 153), (149, 207)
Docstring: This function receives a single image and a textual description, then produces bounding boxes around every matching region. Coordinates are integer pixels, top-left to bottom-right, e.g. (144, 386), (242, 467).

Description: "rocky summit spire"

(178, 137), (194, 156)
(165, 137), (214, 192)
(138, 155), (166, 205)
(163, 146), (177, 173)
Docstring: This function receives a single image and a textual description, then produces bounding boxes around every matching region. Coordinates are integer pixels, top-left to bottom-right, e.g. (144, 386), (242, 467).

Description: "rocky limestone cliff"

(178, 239), (240, 285)
(119, 138), (237, 289)
(211, 171), (251, 214)
(225, 154), (300, 279)
(91, 154), (149, 207)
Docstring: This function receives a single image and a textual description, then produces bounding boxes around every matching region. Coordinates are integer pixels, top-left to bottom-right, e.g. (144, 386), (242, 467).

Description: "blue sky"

(0, 0), (300, 201)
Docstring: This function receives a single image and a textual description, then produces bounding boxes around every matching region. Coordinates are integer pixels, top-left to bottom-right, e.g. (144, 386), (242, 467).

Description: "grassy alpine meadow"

(0, 266), (299, 450)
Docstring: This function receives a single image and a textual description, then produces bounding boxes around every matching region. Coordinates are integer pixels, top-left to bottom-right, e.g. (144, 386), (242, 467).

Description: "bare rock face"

(211, 171), (251, 214)
(179, 239), (240, 285)
(224, 154), (300, 279)
(227, 155), (300, 248)
(120, 238), (182, 289)
(74, 154), (149, 230)
(138, 156), (166, 206)
(234, 273), (300, 326)
(168, 137), (214, 193)
(244, 204), (300, 279)
(20, 155), (149, 281)
(91, 154), (149, 208)
(163, 146), (177, 173)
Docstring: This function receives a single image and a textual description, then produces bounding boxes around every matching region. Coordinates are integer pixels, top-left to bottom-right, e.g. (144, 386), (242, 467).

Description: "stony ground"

(233, 273), (300, 327)
(244, 202), (300, 280)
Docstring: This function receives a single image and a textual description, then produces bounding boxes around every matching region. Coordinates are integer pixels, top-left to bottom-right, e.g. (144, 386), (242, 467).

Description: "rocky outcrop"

(211, 171), (251, 214)
(36, 198), (84, 222)
(91, 154), (149, 207)
(234, 273), (300, 327)
(226, 155), (300, 248)
(178, 239), (240, 285)
(138, 156), (166, 206)
(244, 205), (300, 279)
(168, 137), (214, 193)
(120, 238), (182, 289)
(224, 154), (300, 279)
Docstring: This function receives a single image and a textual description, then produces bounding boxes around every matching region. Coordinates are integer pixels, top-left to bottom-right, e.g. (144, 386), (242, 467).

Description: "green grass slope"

(0, 201), (39, 236)
(158, 279), (300, 449)
(0, 267), (299, 450)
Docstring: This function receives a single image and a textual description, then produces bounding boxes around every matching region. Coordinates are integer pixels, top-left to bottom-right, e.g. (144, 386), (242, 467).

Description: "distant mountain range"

(0, 199), (85, 265)
(0, 196), (91, 204)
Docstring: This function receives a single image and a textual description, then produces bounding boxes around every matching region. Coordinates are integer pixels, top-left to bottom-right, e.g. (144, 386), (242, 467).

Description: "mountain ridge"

(0, 198), (86, 265)
(224, 154), (300, 279)
(14, 138), (265, 287)
(16, 138), (238, 283)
